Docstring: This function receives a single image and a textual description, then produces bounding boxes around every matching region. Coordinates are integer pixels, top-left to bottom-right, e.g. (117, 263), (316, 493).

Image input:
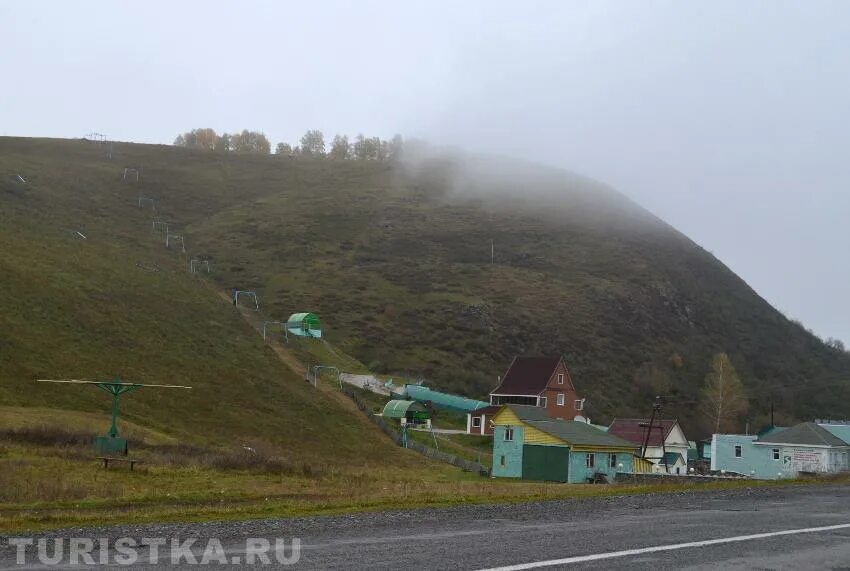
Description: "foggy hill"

(4, 137), (849, 436)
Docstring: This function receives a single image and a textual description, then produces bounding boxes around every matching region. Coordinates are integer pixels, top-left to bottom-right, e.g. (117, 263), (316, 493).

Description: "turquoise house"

(711, 422), (850, 479)
(491, 405), (635, 483)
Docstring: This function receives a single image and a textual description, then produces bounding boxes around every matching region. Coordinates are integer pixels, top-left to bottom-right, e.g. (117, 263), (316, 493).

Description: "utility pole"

(640, 395), (675, 474)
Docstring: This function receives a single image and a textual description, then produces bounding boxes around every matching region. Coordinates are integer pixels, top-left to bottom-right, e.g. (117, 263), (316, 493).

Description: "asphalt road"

(4, 484), (850, 569)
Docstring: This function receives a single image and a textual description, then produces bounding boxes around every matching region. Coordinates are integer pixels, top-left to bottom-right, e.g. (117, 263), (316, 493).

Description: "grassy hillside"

(0, 136), (410, 467)
(3, 136), (849, 439)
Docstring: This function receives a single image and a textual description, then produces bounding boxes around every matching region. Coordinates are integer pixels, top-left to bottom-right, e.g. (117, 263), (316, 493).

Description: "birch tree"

(300, 130), (325, 156)
(700, 352), (748, 433)
(329, 134), (350, 159)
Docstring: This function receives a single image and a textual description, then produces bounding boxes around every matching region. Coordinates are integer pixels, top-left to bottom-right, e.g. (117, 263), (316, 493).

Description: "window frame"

(734, 445), (743, 458)
(772, 448), (780, 461)
(575, 399), (584, 411)
(500, 455), (506, 467)
(472, 416), (481, 428)
(504, 427), (514, 442)
(609, 453), (617, 468)
(556, 394), (565, 406)
(557, 373), (564, 385)
(586, 453), (595, 468)
(539, 397), (547, 408)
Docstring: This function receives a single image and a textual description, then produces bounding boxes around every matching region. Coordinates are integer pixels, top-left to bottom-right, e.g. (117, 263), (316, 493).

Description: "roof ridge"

(808, 422), (836, 445)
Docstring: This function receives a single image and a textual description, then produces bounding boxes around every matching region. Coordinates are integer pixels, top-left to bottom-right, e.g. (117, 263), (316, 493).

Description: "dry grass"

(3, 439), (849, 534)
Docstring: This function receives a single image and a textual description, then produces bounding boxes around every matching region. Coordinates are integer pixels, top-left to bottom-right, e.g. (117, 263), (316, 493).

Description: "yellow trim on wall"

(633, 457), (654, 473)
(492, 407), (521, 425)
(492, 407), (565, 446)
(524, 426), (565, 445)
(572, 446), (635, 453)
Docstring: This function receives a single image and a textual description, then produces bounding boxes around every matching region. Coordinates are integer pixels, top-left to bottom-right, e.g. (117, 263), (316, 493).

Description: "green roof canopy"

(382, 400), (428, 419)
(402, 384), (488, 413)
(286, 312), (321, 338)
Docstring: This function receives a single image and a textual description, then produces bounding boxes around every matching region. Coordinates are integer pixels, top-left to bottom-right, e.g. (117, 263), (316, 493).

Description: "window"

(586, 453), (595, 468)
(557, 394), (565, 406)
(575, 399), (584, 411)
(539, 397), (547, 408)
(734, 445), (742, 458)
(609, 453), (617, 468)
(557, 373), (564, 384)
(472, 417), (481, 428)
(504, 428), (514, 442)
(773, 448), (780, 461)
(500, 455), (506, 467)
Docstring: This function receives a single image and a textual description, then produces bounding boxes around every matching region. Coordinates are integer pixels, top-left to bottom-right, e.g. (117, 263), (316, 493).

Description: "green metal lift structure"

(37, 375), (191, 455)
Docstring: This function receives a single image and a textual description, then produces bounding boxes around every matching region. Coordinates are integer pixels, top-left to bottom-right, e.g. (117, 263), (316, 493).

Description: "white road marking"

(480, 522), (850, 570)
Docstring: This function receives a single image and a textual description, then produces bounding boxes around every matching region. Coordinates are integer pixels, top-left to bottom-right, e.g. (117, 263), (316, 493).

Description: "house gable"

(492, 407), (566, 446)
(490, 356), (561, 397)
(664, 423), (689, 448)
(545, 357), (576, 393)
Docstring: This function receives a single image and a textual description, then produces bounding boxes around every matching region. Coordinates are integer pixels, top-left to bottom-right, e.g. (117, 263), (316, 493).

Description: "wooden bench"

(97, 456), (142, 471)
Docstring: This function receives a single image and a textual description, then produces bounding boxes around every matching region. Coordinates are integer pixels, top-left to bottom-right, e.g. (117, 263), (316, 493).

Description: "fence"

(342, 387), (490, 477)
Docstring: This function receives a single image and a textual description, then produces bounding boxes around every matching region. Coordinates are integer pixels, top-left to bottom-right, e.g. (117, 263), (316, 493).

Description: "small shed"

(382, 400), (430, 427)
(286, 312), (321, 338)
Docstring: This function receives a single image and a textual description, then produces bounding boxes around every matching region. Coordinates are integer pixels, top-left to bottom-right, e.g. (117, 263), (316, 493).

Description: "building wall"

(467, 412), (494, 435)
(492, 425), (524, 478)
(642, 444), (689, 473)
(568, 450), (633, 484)
(541, 360), (582, 421)
(711, 434), (789, 479)
(768, 445), (849, 473)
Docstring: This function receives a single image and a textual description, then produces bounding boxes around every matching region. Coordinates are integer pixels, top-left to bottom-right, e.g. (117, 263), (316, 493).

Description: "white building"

(608, 418), (690, 475)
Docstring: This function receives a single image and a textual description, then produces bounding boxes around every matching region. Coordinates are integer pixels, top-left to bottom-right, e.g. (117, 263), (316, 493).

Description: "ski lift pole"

(95, 377), (143, 438)
(37, 376), (192, 447)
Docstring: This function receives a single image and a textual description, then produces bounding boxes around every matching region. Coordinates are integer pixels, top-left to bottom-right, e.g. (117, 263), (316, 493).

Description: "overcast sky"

(3, 1), (848, 342)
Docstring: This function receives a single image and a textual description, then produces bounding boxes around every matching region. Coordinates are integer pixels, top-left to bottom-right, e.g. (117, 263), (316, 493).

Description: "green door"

(522, 445), (569, 482)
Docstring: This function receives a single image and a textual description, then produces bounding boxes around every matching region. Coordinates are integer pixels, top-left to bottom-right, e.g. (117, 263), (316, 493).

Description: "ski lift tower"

(37, 375), (191, 455)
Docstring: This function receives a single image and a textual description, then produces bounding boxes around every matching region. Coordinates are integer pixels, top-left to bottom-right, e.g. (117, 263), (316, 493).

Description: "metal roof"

(608, 418), (679, 447)
(403, 385), (489, 413)
(757, 422), (848, 447)
(469, 405), (502, 417)
(523, 420), (634, 449)
(819, 423), (850, 445)
(491, 356), (563, 396)
(757, 425), (788, 438)
(286, 312), (321, 338)
(662, 452), (686, 465)
(505, 404), (551, 422)
(382, 400), (427, 418)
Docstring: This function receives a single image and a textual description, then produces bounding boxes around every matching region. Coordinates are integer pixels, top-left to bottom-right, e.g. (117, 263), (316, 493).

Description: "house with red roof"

(475, 356), (586, 430)
(607, 418), (690, 474)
